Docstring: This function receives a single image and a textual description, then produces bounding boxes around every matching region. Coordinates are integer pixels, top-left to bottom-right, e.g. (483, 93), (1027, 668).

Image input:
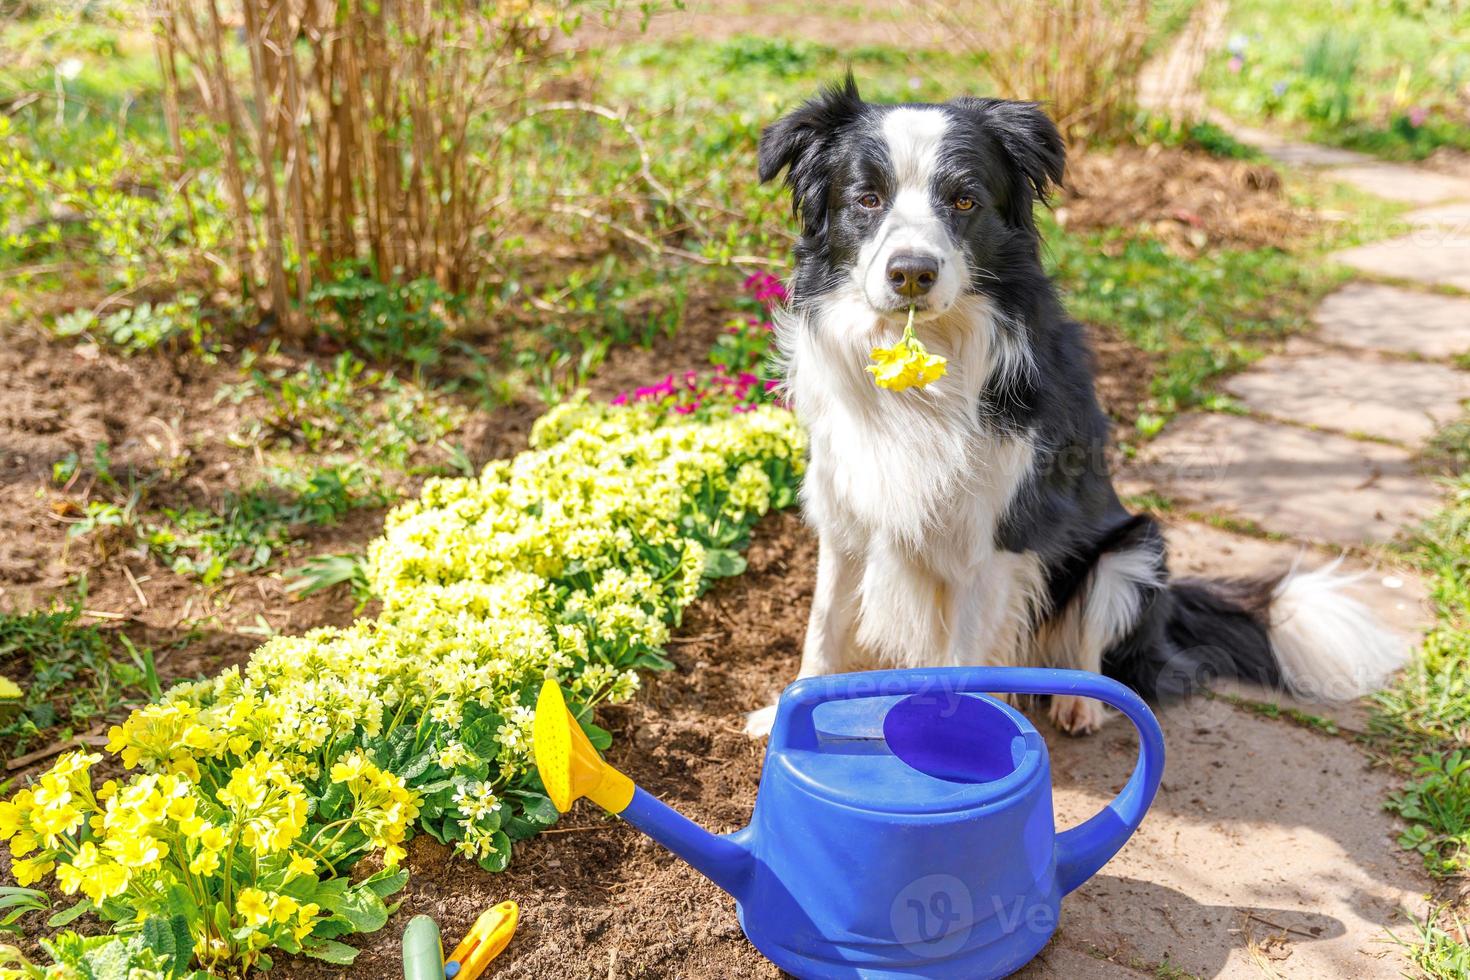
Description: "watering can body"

(540, 667), (1165, 980)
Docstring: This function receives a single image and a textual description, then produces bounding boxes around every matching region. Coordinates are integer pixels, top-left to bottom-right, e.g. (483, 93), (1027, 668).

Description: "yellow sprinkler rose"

(866, 306), (947, 392)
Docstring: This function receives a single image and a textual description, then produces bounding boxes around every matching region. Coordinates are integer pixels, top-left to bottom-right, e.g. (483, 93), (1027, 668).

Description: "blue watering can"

(534, 667), (1165, 979)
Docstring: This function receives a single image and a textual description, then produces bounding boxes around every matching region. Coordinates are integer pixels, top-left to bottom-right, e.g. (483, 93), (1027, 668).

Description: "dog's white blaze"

(856, 108), (966, 313)
(1269, 559), (1409, 701)
(777, 288), (1043, 676)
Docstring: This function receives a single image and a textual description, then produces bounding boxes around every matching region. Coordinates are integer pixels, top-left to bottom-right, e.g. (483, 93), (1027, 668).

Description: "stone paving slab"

(1027, 695), (1426, 979)
(1313, 282), (1470, 358)
(1223, 350), (1470, 444)
(1327, 162), (1470, 205)
(1332, 236), (1470, 291)
(1211, 118), (1371, 167)
(1127, 414), (1439, 546)
(1405, 201), (1470, 231)
(1162, 519), (1428, 639)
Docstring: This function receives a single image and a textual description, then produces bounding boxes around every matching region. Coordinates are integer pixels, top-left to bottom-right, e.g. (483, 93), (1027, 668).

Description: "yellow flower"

(104, 833), (168, 870)
(866, 307), (947, 391)
(270, 894), (300, 924)
(0, 800), (22, 839)
(286, 854), (316, 880)
(292, 902), (321, 942)
(199, 825), (229, 853)
(236, 887), (271, 927)
(187, 847), (221, 878)
(0, 676), (21, 699)
(9, 829), (39, 858)
(384, 843), (406, 868)
(55, 842), (130, 903)
(11, 856), (53, 885)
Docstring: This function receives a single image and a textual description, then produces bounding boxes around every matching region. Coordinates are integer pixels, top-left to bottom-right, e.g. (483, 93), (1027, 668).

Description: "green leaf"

(46, 899), (92, 928)
(315, 779), (352, 821)
(475, 831), (512, 873)
(303, 939), (359, 965)
(511, 791), (559, 828)
(702, 548), (746, 579)
(162, 882), (199, 925)
(398, 747), (436, 782)
(360, 867), (409, 901)
(141, 918), (175, 958)
(334, 886), (389, 934)
(308, 876), (351, 912)
(82, 936), (133, 980)
(0, 887), (48, 911)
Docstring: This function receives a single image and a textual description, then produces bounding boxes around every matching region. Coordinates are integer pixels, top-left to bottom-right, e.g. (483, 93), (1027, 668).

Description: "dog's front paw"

(1049, 695), (1108, 736)
(743, 704), (779, 739)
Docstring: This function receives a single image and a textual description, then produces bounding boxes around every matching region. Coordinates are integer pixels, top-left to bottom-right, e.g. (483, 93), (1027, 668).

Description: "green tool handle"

(402, 914), (444, 980)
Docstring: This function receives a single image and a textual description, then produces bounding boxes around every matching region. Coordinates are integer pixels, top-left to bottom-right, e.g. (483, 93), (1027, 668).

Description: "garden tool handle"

(776, 667), (1165, 895)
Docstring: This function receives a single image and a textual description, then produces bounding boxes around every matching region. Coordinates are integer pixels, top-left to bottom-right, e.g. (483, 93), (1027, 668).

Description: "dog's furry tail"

(1109, 560), (1408, 702)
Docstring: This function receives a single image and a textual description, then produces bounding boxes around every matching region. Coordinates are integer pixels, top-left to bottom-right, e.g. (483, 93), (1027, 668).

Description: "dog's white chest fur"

(782, 295), (1043, 670)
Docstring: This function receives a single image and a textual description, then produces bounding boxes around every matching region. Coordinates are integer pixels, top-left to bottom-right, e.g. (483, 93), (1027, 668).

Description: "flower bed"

(0, 397), (803, 977)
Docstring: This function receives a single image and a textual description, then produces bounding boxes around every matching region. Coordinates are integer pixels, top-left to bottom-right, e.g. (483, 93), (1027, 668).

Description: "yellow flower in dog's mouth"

(866, 307), (946, 391)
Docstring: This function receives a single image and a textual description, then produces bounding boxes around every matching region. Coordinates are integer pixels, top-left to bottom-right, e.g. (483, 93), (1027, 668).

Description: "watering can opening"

(881, 693), (1027, 785)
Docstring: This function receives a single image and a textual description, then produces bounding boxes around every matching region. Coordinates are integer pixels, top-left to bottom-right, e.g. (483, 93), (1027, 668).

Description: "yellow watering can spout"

(533, 680), (634, 814)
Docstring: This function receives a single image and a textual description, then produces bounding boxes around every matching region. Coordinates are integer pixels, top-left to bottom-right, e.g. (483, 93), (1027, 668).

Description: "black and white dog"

(750, 77), (1405, 735)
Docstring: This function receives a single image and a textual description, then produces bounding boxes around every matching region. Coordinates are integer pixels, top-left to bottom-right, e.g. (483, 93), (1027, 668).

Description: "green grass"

(1203, 0), (1470, 160)
(1372, 420), (1470, 965)
(1045, 221), (1347, 435)
(220, 351), (468, 478)
(0, 594), (159, 760)
(62, 443), (391, 585)
(1403, 906), (1470, 980)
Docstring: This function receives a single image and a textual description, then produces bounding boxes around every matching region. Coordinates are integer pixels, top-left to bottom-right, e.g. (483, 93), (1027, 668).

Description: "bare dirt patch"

(1060, 145), (1313, 255)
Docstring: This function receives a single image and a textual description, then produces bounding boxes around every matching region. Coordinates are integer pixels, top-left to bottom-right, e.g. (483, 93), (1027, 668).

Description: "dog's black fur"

(760, 77), (1284, 701)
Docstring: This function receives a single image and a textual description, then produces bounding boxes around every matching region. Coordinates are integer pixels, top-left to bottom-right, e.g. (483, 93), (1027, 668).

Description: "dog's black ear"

(759, 74), (864, 234)
(952, 97), (1066, 229)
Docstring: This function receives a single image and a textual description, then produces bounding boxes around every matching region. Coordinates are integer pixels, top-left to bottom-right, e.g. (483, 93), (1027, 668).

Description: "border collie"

(750, 77), (1406, 734)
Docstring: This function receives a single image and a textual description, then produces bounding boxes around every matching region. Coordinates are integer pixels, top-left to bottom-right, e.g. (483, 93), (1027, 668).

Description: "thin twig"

(7, 731), (110, 771)
(122, 565), (149, 609)
(1245, 911), (1325, 941)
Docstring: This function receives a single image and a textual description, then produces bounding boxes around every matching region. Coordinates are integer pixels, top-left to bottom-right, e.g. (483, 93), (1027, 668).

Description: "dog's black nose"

(886, 253), (939, 298)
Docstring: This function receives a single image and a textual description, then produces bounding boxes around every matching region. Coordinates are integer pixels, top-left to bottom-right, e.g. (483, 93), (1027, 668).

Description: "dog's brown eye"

(954, 196), (976, 212)
(858, 193), (882, 210)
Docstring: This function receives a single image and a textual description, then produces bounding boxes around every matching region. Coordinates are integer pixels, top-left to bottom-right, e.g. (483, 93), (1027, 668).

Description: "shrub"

(911, 0), (1155, 144)
(152, 0), (653, 335)
(1, 398), (805, 973)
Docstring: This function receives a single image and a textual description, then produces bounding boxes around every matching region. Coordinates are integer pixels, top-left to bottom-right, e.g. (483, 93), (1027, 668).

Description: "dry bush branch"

(150, 0), (581, 333)
(908, 0), (1153, 146)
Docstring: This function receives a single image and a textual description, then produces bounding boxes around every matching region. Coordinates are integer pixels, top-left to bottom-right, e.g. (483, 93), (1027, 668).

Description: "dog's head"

(758, 76), (1064, 320)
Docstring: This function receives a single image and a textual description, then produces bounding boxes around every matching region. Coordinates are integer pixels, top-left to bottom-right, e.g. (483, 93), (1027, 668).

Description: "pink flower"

(1228, 55), (1243, 74)
(743, 272), (788, 307)
(1407, 106), (1428, 128)
(674, 403), (697, 415)
(612, 392), (628, 406)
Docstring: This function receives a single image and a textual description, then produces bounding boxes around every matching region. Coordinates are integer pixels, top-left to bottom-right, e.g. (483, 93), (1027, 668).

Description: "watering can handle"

(776, 666), (1165, 896)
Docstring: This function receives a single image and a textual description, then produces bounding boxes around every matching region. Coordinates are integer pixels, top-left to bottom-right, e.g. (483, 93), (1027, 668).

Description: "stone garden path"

(1017, 134), (1470, 976)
